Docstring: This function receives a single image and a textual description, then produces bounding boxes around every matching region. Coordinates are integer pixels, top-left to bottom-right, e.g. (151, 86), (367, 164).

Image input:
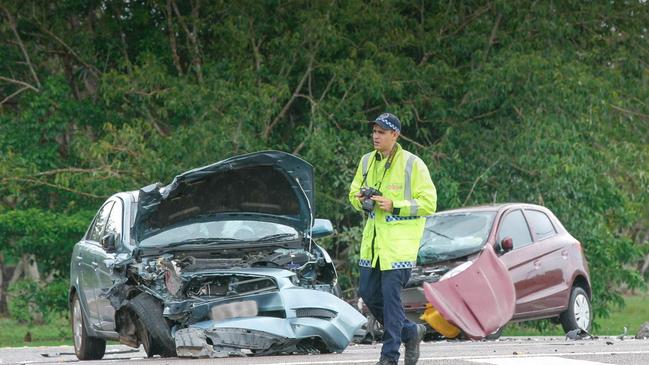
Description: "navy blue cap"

(370, 113), (401, 133)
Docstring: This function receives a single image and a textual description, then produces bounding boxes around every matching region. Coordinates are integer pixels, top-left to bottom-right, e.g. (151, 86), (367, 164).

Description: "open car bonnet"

(132, 151), (315, 244)
(422, 245), (515, 339)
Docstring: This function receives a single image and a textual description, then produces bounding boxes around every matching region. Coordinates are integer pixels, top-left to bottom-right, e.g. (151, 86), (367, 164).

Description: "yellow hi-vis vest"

(348, 143), (437, 270)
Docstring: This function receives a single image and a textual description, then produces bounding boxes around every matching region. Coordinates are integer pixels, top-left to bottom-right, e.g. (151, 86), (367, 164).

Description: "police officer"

(349, 113), (437, 365)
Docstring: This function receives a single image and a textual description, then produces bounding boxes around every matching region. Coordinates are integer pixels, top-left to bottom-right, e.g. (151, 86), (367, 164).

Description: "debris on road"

(635, 322), (649, 339)
(565, 328), (592, 340)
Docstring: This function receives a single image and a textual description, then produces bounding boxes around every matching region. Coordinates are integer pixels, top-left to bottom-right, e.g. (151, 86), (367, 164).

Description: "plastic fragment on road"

(420, 303), (460, 338)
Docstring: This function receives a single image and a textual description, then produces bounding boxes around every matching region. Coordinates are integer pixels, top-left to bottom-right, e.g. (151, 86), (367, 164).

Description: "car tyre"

(559, 286), (592, 333)
(127, 293), (177, 357)
(71, 294), (106, 360)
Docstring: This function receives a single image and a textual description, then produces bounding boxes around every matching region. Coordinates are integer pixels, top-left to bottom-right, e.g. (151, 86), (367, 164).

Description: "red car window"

(497, 209), (532, 249)
(525, 209), (557, 241)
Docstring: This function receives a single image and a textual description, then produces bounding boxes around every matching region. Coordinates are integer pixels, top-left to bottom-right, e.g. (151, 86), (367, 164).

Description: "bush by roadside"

(7, 279), (68, 324)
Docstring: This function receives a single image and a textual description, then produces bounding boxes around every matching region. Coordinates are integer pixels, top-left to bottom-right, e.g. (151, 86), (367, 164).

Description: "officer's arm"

(348, 160), (364, 211)
(392, 159), (437, 216)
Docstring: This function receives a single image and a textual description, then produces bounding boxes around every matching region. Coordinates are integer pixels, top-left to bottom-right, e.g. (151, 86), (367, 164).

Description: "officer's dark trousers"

(359, 260), (418, 362)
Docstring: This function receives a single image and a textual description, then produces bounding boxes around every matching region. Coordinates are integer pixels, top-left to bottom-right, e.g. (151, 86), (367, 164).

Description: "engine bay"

(126, 244), (338, 301)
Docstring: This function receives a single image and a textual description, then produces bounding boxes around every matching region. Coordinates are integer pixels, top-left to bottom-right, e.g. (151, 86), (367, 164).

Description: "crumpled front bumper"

(173, 287), (366, 357)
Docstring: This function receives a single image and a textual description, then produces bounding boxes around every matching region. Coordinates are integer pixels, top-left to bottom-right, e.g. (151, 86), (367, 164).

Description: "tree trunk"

(0, 252), (5, 315)
(165, 0), (183, 75)
(640, 253), (649, 276)
(9, 255), (24, 285)
(9, 254), (41, 284)
(8, 254), (43, 323)
(171, 0), (203, 83)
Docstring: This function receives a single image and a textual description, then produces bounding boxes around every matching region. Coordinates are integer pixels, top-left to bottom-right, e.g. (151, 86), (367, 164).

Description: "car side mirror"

(311, 219), (334, 238)
(499, 237), (513, 253)
(101, 233), (117, 253)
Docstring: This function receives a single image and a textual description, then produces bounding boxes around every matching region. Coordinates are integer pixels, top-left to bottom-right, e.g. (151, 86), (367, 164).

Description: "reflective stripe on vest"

(404, 154), (418, 216)
(361, 152), (373, 187)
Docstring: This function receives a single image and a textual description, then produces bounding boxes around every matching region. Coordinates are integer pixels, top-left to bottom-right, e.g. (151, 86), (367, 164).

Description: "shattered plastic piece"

(170, 286), (366, 358)
(635, 322), (649, 339)
(175, 327), (246, 358)
(420, 303), (460, 339)
(423, 245), (515, 339)
(565, 328), (592, 340)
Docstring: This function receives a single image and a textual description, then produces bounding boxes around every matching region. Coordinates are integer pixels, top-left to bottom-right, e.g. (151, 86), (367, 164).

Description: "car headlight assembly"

(440, 261), (472, 281)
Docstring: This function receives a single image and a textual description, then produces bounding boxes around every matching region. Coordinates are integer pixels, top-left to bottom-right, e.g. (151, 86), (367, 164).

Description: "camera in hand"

(360, 187), (382, 213)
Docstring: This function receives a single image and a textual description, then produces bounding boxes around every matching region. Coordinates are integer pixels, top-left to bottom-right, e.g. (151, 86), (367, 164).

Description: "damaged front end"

(106, 243), (364, 358)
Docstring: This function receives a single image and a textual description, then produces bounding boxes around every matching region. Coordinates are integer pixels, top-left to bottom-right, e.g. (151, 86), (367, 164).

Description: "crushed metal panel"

(175, 327), (286, 358)
(173, 288), (367, 357)
(423, 245), (515, 339)
(133, 151), (316, 243)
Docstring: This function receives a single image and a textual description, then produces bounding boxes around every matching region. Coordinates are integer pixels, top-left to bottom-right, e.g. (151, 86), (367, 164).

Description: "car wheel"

(127, 293), (177, 357)
(136, 317), (156, 358)
(71, 294), (106, 360)
(559, 286), (592, 333)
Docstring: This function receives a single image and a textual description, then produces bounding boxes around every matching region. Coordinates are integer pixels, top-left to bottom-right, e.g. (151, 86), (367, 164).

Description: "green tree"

(0, 0), (647, 325)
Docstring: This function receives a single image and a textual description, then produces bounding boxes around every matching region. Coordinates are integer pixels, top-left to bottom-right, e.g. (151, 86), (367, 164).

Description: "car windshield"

(139, 220), (299, 247)
(418, 211), (496, 265)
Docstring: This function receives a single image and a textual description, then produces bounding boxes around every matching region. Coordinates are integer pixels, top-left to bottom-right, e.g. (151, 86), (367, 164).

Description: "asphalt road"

(1, 337), (649, 365)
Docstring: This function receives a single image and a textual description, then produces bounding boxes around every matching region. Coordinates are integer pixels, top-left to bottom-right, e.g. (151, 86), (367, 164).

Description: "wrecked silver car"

(68, 151), (366, 360)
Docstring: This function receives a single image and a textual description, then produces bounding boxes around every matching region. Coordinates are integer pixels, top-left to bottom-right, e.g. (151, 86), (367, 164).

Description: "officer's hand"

(355, 192), (365, 202)
(370, 195), (393, 212)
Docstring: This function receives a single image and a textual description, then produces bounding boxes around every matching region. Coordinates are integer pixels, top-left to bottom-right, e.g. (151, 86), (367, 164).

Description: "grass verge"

(503, 290), (649, 337)
(0, 314), (72, 347)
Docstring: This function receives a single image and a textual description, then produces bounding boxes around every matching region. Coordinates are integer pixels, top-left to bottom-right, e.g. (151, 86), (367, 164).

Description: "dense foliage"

(1, 0), (648, 325)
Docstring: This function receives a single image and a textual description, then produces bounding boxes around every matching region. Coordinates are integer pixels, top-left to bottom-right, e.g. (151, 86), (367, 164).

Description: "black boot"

(404, 324), (426, 365)
(374, 357), (397, 365)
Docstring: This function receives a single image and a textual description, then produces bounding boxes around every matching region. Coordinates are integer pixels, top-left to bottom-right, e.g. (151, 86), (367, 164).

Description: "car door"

(79, 201), (114, 328)
(522, 209), (566, 312)
(95, 198), (123, 331)
(496, 209), (549, 317)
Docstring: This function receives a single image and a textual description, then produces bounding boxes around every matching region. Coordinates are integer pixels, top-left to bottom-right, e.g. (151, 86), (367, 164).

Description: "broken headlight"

(439, 261), (472, 281)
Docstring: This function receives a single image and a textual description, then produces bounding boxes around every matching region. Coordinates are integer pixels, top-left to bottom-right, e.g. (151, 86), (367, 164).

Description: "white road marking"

(255, 350), (649, 365)
(466, 356), (615, 365)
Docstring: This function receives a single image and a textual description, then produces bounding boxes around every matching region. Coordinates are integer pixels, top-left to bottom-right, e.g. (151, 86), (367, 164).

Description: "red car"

(400, 203), (592, 339)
